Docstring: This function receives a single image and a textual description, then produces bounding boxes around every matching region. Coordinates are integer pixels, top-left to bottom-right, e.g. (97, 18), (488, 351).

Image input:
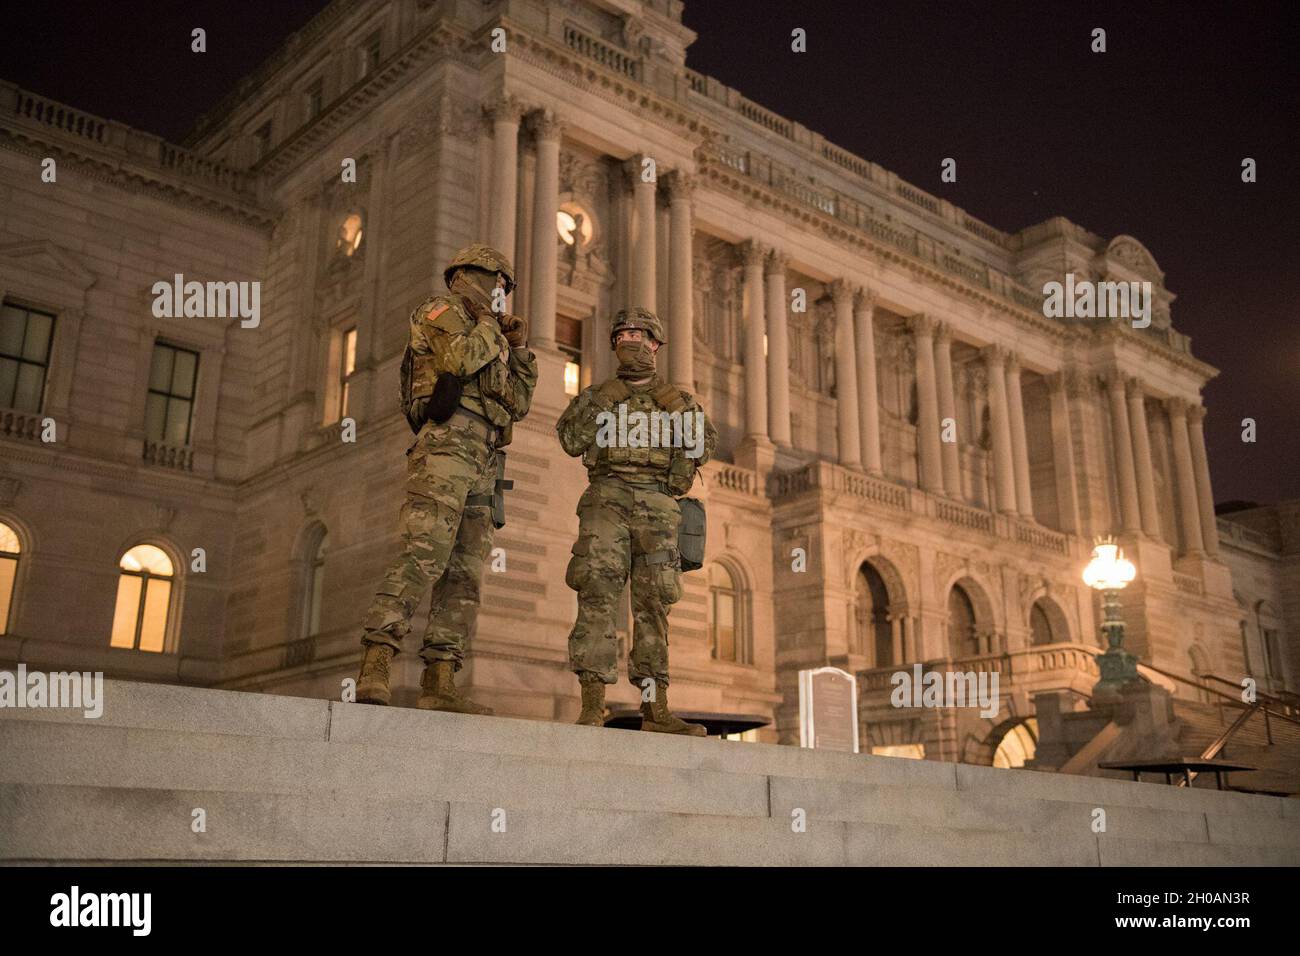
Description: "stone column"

(981, 346), (1017, 514)
(1005, 354), (1034, 518)
(907, 314), (942, 493)
(486, 95), (523, 261)
(664, 171), (695, 389)
(1166, 398), (1205, 554)
(1126, 378), (1161, 540)
(854, 289), (882, 474)
(1046, 370), (1081, 533)
(1105, 372), (1143, 534)
(933, 322), (962, 498)
(888, 611), (903, 666)
(765, 249), (792, 445)
(741, 240), (769, 440)
(625, 156), (657, 312)
(1187, 405), (1219, 556)
(527, 110), (561, 349)
(833, 281), (862, 469)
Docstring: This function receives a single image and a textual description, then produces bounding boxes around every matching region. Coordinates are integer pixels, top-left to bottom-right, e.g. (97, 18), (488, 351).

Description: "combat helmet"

(443, 243), (516, 295)
(609, 306), (666, 347)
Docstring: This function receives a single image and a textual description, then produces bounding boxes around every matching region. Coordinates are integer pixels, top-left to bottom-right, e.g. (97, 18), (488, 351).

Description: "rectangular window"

(360, 31), (381, 77)
(0, 302), (56, 412)
(339, 327), (357, 419)
(557, 314), (582, 397)
(146, 342), (199, 445)
(304, 79), (323, 121)
(253, 121), (272, 160)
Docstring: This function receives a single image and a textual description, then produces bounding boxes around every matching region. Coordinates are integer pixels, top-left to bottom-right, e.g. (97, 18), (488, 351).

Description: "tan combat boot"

(576, 673), (606, 726)
(417, 659), (494, 715)
(356, 643), (394, 705)
(639, 679), (706, 736)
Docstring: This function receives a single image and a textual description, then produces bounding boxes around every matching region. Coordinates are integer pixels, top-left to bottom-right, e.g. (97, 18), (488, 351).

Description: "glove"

(500, 313), (528, 349)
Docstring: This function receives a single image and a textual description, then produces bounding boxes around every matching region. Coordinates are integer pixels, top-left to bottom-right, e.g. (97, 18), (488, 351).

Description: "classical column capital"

(1187, 403), (1207, 425)
(905, 312), (934, 337)
(1099, 369), (1128, 394)
(528, 108), (564, 142)
(933, 320), (953, 347)
(1164, 396), (1191, 418)
(662, 169), (695, 202)
(853, 286), (877, 314)
(830, 278), (856, 306)
(622, 154), (657, 189)
(483, 93), (526, 124)
(1004, 351), (1021, 376)
(979, 343), (1007, 365)
(741, 239), (770, 269)
(765, 247), (791, 276)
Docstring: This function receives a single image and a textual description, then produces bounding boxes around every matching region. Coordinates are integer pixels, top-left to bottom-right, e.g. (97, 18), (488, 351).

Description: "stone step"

(6, 784), (1296, 866)
(2, 717), (1295, 850)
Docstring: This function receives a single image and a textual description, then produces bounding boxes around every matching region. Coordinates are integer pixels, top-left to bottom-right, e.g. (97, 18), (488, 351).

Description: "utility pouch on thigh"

(677, 497), (706, 572)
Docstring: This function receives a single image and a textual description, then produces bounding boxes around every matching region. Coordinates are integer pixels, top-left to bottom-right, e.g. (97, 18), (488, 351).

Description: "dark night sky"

(2, 1), (1296, 505)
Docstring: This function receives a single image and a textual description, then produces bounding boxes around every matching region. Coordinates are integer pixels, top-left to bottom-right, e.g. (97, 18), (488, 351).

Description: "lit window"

(110, 545), (175, 653)
(871, 743), (925, 760)
(556, 205), (593, 247)
(337, 213), (364, 256)
(305, 79), (323, 121)
(339, 328), (357, 418)
(709, 563), (745, 662)
(0, 302), (55, 413)
(145, 342), (199, 445)
(0, 521), (19, 635)
(563, 359), (580, 397)
(303, 531), (328, 638)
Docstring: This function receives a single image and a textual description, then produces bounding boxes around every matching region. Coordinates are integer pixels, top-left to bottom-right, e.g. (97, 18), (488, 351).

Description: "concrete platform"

(1, 679), (1296, 865)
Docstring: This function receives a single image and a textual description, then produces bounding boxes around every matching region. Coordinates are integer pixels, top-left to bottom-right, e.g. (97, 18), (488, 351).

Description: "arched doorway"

(948, 584), (979, 657)
(853, 562), (893, 666)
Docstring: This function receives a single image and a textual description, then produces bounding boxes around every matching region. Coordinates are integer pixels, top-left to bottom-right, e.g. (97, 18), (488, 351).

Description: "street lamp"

(1083, 537), (1140, 703)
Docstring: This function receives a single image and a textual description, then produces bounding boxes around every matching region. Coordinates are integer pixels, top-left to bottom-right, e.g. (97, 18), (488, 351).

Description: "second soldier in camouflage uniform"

(355, 244), (537, 713)
(556, 307), (717, 734)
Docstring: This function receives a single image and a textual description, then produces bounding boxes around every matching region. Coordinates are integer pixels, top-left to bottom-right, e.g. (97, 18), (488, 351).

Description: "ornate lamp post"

(1083, 536), (1140, 704)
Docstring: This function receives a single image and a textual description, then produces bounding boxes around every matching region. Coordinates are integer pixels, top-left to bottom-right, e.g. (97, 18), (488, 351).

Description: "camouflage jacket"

(406, 293), (538, 446)
(556, 374), (717, 496)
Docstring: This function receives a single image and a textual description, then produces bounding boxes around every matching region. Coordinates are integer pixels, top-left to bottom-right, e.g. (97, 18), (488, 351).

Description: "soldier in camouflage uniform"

(355, 244), (537, 713)
(556, 307), (717, 734)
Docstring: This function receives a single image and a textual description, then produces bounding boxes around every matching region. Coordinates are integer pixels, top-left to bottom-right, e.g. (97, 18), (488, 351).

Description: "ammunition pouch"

(422, 372), (464, 428)
(677, 497), (706, 572)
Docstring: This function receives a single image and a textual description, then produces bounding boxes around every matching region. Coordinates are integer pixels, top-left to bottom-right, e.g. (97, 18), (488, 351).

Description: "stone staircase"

(1172, 697), (1300, 795)
(1, 680), (1297, 865)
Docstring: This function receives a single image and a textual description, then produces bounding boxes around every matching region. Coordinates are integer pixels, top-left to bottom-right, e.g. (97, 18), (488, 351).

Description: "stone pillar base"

(734, 435), (775, 478)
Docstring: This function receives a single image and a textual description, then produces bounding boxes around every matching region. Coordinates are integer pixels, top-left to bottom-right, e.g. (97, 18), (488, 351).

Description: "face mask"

(615, 339), (656, 379)
(451, 269), (499, 313)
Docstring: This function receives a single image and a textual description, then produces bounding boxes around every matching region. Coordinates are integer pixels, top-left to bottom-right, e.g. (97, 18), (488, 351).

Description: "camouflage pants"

(361, 416), (497, 668)
(565, 477), (682, 688)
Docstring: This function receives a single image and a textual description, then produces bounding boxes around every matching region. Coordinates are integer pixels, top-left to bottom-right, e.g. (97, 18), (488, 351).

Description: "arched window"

(708, 562), (747, 663)
(1030, 600), (1055, 645)
(110, 545), (175, 653)
(854, 562), (892, 666)
(948, 584), (978, 657)
(302, 531), (329, 638)
(992, 718), (1039, 769)
(0, 521), (20, 635)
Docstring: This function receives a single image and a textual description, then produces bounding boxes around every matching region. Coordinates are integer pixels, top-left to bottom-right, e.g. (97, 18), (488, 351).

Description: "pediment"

(0, 240), (96, 290)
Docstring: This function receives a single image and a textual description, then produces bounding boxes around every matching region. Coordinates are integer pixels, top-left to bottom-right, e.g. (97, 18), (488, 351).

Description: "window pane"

(0, 358), (17, 407)
(0, 522), (19, 553)
(110, 574), (143, 648)
(717, 623), (735, 661)
(343, 328), (357, 377)
(14, 362), (45, 412)
(121, 544), (174, 575)
(0, 307), (24, 356)
(21, 311), (53, 361)
(308, 561), (326, 636)
(171, 349), (197, 398)
(165, 397), (192, 445)
(0, 555), (16, 635)
(144, 392), (167, 441)
(138, 578), (171, 653)
(149, 345), (174, 392)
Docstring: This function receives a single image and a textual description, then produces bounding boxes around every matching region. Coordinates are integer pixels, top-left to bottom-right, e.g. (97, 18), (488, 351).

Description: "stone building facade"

(0, 0), (1293, 760)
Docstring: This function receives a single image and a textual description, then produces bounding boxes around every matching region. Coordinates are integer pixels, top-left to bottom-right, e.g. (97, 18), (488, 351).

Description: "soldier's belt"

(632, 549), (675, 568)
(599, 474), (671, 496)
(451, 406), (500, 442)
